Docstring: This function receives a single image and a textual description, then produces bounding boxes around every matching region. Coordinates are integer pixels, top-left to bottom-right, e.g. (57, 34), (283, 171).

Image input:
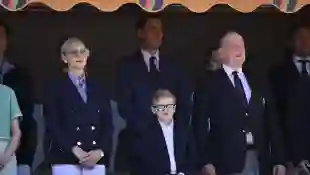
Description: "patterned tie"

(78, 74), (86, 89)
(232, 71), (248, 107)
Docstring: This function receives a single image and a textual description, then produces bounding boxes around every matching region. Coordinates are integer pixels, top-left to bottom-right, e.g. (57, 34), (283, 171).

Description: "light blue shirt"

(68, 72), (87, 102)
(293, 55), (310, 75)
(222, 64), (252, 103)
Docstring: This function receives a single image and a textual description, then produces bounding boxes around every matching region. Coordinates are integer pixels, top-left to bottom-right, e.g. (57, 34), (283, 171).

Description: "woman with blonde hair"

(44, 37), (113, 175)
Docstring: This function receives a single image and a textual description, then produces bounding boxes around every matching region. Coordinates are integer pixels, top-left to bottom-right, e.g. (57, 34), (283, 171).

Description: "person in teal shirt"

(0, 84), (22, 175)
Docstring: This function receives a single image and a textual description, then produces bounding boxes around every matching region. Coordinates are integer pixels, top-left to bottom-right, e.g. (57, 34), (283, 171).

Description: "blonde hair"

(61, 37), (85, 55)
(152, 89), (176, 104)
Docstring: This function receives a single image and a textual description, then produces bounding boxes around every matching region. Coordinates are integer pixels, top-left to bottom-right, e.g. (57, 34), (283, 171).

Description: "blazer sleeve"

(264, 83), (286, 165)
(286, 85), (309, 165)
(116, 59), (134, 122)
(192, 77), (213, 169)
(98, 91), (114, 157)
(183, 126), (198, 174)
(174, 63), (193, 125)
(43, 81), (75, 153)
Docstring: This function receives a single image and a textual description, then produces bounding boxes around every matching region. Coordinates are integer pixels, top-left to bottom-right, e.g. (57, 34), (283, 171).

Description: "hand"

(202, 164), (216, 175)
(299, 160), (310, 173)
(273, 164), (286, 175)
(72, 146), (89, 161)
(80, 149), (103, 167)
(0, 153), (12, 168)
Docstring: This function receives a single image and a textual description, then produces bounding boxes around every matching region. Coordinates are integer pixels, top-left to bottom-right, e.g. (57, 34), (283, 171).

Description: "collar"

(141, 49), (159, 61)
(293, 55), (310, 62)
(159, 119), (174, 128)
(0, 60), (15, 74)
(222, 64), (242, 76)
(68, 71), (85, 84)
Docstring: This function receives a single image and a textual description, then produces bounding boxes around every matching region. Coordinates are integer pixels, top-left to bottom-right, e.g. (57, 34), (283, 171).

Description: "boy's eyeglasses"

(151, 104), (176, 113)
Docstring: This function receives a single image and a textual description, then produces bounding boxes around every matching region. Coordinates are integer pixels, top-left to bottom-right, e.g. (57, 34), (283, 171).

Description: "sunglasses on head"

(151, 104), (176, 112)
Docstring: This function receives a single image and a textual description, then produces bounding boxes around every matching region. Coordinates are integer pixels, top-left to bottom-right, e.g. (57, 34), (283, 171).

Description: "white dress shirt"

(159, 120), (177, 174)
(222, 64), (252, 102)
(141, 49), (160, 72)
(293, 55), (310, 75)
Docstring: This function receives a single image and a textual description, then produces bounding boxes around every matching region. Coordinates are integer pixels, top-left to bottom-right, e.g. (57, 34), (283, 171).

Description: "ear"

(61, 55), (68, 63)
(137, 29), (144, 39)
(86, 48), (90, 57)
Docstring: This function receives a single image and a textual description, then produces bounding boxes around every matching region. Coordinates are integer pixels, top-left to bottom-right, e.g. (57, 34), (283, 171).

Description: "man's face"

(0, 26), (7, 55)
(293, 27), (310, 57)
(62, 42), (89, 70)
(220, 33), (245, 68)
(138, 18), (163, 50)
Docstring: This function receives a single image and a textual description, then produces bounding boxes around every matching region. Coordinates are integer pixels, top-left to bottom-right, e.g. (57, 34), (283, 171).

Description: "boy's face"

(151, 97), (176, 122)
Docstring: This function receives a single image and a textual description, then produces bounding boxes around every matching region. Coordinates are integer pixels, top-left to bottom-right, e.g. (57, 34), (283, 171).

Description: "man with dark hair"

(269, 23), (310, 174)
(117, 14), (192, 129)
(0, 20), (36, 175)
(115, 14), (193, 173)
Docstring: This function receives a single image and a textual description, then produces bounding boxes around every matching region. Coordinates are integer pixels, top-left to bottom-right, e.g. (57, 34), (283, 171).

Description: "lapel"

(133, 50), (150, 78)
(63, 73), (96, 107)
(215, 69), (242, 103)
(284, 58), (300, 82)
(242, 68), (263, 112)
(153, 118), (186, 170)
(173, 119), (187, 169)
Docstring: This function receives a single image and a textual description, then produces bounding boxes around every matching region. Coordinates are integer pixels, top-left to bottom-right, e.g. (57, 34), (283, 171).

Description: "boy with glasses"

(131, 89), (196, 175)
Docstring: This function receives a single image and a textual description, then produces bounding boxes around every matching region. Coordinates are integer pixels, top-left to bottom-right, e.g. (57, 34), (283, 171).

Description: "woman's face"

(151, 97), (176, 122)
(63, 42), (89, 70)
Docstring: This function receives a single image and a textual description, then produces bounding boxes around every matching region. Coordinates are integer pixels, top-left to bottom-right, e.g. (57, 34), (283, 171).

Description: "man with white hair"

(44, 37), (113, 175)
(193, 31), (286, 175)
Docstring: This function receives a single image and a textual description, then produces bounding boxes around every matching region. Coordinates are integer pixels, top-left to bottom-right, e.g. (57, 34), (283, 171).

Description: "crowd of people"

(1, 14), (310, 175)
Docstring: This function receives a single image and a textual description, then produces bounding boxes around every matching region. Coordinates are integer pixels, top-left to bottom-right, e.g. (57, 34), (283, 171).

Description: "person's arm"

(5, 120), (21, 157)
(192, 78), (213, 169)
(174, 64), (193, 125)
(43, 81), (76, 153)
(116, 59), (134, 122)
(5, 89), (22, 157)
(183, 126), (198, 174)
(264, 84), (286, 166)
(98, 91), (113, 159)
(286, 86), (308, 165)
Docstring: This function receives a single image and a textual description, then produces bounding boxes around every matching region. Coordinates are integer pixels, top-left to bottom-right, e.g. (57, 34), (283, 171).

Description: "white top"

(141, 49), (160, 72)
(159, 120), (177, 174)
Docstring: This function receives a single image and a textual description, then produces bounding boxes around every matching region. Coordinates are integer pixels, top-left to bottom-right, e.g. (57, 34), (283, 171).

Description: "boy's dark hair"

(136, 13), (161, 30)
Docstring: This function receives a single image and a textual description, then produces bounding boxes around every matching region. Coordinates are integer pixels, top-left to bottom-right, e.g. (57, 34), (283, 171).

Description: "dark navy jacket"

(269, 56), (310, 164)
(131, 116), (196, 175)
(116, 51), (193, 131)
(193, 68), (285, 175)
(44, 73), (113, 165)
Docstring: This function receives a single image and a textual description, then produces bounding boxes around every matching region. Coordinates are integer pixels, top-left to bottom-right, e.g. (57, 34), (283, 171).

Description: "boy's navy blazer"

(116, 51), (193, 130)
(44, 73), (113, 165)
(131, 117), (197, 175)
